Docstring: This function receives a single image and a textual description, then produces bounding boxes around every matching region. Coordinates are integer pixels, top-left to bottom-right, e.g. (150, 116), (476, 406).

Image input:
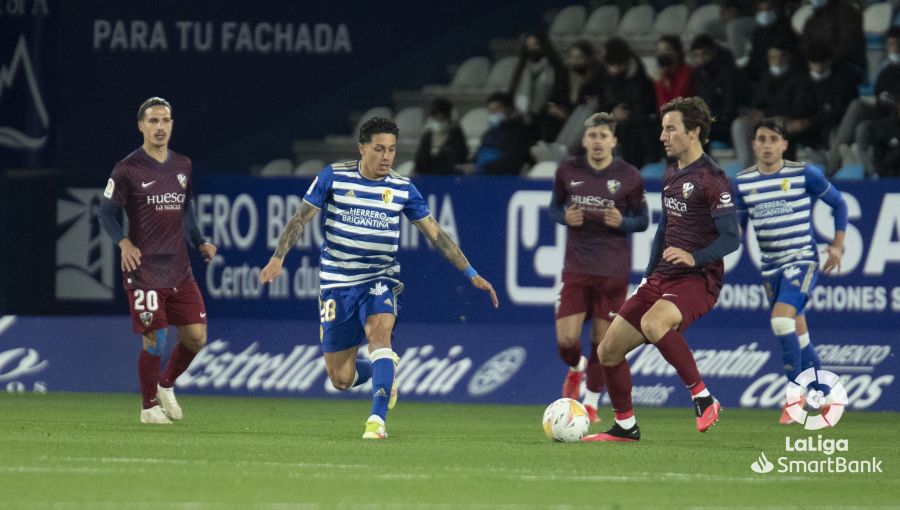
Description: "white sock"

(571, 355), (587, 372)
(616, 416), (636, 429)
(798, 332), (811, 348)
(582, 390), (600, 408)
(693, 388), (711, 399)
(367, 414), (384, 425)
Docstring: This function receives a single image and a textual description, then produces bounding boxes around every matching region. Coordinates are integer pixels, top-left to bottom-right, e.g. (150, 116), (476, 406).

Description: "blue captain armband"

(464, 265), (478, 279)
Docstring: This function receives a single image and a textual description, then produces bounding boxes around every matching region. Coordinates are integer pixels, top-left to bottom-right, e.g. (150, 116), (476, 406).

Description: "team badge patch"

(781, 178), (791, 192)
(177, 173), (187, 189)
(139, 311), (154, 328)
(607, 179), (621, 194)
(382, 189), (393, 204)
(682, 182), (694, 198)
(104, 178), (115, 198)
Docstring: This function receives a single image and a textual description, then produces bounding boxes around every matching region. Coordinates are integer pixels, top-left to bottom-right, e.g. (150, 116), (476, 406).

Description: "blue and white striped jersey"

(303, 160), (430, 289)
(732, 161), (835, 276)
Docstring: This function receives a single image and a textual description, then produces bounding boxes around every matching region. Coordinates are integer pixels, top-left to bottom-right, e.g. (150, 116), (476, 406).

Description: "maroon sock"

(138, 350), (161, 409)
(557, 343), (582, 368)
(586, 343), (606, 392)
(602, 360), (633, 418)
(160, 342), (198, 388)
(655, 329), (706, 396)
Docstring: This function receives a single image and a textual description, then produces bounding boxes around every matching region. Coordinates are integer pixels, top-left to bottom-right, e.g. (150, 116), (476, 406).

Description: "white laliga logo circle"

(468, 347), (526, 396)
(785, 368), (848, 430)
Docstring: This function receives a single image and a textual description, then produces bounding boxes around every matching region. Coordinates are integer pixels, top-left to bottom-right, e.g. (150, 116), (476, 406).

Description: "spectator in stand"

(509, 32), (568, 143)
(691, 34), (744, 148)
(721, 0), (757, 60)
(861, 94), (900, 178)
(790, 44), (858, 164)
(731, 40), (816, 169)
(801, 0), (866, 84)
(828, 27), (900, 176)
(745, 0), (799, 86)
(598, 37), (660, 169)
(413, 97), (468, 176)
(473, 91), (531, 175)
(654, 35), (695, 110)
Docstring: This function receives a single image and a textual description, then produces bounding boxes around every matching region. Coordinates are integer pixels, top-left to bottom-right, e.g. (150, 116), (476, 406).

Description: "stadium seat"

(617, 4), (655, 39)
(641, 55), (660, 80)
(394, 106), (425, 143)
(526, 160), (559, 179)
(582, 5), (621, 42)
(864, 3), (892, 84)
(549, 5), (588, 41)
(484, 56), (518, 93)
(791, 4), (813, 34)
(683, 4), (722, 46)
(652, 4), (689, 37)
(395, 160), (415, 177)
(294, 158), (324, 177)
(641, 161), (666, 179)
(259, 158), (295, 177)
(448, 56), (492, 90)
(832, 163), (864, 180)
(354, 106), (393, 135)
(460, 107), (490, 155)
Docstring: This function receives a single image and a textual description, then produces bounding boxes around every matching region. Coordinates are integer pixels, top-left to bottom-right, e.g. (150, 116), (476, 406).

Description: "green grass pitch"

(1, 393), (898, 509)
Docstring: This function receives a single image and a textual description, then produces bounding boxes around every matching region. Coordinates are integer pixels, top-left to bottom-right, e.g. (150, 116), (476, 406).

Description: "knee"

(327, 369), (353, 391)
(597, 339), (621, 366)
(639, 314), (667, 343)
(770, 316), (796, 336)
(557, 331), (580, 346)
(181, 329), (207, 352)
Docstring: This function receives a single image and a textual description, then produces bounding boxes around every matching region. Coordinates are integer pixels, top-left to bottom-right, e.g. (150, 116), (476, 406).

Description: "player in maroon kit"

(549, 112), (648, 423)
(584, 97), (740, 442)
(98, 97), (216, 424)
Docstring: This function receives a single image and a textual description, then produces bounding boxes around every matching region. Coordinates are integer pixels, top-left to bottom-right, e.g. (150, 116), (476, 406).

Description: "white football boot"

(156, 384), (183, 421)
(140, 405), (173, 425)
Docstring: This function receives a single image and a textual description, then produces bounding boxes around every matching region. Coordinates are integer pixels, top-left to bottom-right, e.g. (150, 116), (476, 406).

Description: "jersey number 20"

(134, 290), (159, 311)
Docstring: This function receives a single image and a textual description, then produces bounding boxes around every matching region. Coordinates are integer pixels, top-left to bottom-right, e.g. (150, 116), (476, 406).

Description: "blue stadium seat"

(641, 161), (665, 179)
(833, 163), (864, 180)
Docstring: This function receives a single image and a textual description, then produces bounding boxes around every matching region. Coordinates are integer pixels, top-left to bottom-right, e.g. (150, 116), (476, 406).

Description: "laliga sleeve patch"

(104, 178), (115, 198)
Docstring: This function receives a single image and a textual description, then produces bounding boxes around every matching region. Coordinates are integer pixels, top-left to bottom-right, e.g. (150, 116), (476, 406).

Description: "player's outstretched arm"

(414, 216), (499, 308)
(260, 201), (320, 284)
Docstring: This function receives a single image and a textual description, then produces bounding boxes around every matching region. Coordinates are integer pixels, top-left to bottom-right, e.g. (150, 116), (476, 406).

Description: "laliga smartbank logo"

(785, 368), (848, 430)
(751, 369), (883, 475)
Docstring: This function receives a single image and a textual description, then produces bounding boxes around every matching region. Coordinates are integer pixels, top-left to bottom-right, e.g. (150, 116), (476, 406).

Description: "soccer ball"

(542, 398), (590, 442)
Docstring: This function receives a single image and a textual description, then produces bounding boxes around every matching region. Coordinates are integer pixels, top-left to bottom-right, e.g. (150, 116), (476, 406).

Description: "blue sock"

(352, 360), (372, 388)
(801, 343), (821, 372)
(370, 350), (395, 422)
(777, 333), (802, 382)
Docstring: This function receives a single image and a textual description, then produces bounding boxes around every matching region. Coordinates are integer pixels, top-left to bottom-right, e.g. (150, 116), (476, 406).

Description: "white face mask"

(426, 119), (448, 134)
(810, 69), (831, 82)
(889, 52), (900, 64)
(488, 112), (506, 126)
(769, 64), (789, 77)
(755, 10), (777, 27)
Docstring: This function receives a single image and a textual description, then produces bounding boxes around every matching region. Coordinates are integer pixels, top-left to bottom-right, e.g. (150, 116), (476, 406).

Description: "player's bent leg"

(583, 318), (610, 423)
(323, 347), (362, 391)
(364, 313), (397, 438)
(138, 330), (171, 424)
(156, 323), (206, 421)
(557, 314), (587, 400)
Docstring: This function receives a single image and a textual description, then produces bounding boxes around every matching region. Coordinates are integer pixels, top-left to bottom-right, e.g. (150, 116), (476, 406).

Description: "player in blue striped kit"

(260, 117), (498, 439)
(732, 118), (848, 424)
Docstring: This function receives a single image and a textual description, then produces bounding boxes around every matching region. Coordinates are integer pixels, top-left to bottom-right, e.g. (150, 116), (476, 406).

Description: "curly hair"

(358, 117), (399, 144)
(660, 96), (715, 143)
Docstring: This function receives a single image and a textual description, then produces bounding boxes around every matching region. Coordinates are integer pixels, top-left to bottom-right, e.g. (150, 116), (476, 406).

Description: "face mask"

(810, 0), (828, 8)
(810, 69), (831, 82)
(489, 112), (506, 126)
(426, 119), (448, 134)
(755, 10), (777, 27)
(769, 64), (788, 77)
(527, 50), (543, 62)
(889, 52), (900, 64)
(656, 54), (674, 69)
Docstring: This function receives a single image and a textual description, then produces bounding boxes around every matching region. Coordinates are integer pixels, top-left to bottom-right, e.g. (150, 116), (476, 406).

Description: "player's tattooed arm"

(415, 216), (470, 270)
(261, 201), (319, 285)
(273, 201), (319, 259)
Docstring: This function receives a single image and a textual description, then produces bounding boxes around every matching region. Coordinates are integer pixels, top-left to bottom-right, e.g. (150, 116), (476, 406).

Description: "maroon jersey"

(104, 147), (195, 290)
(552, 157), (645, 277)
(655, 153), (735, 282)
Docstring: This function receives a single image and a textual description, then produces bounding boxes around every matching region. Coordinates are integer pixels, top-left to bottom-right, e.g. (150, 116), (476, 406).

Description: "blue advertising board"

(0, 315), (896, 412)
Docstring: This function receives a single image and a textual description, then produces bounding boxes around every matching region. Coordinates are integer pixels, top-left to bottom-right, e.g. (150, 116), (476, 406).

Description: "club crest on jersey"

(682, 182), (695, 198)
(139, 311), (154, 327)
(369, 282), (389, 296)
(607, 179), (621, 194)
(781, 178), (791, 192)
(381, 189), (393, 204)
(783, 265), (801, 279)
(177, 173), (187, 189)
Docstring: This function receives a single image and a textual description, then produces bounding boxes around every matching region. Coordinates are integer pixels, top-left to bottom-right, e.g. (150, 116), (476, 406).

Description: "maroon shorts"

(555, 272), (629, 322)
(618, 273), (719, 333)
(126, 280), (207, 333)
